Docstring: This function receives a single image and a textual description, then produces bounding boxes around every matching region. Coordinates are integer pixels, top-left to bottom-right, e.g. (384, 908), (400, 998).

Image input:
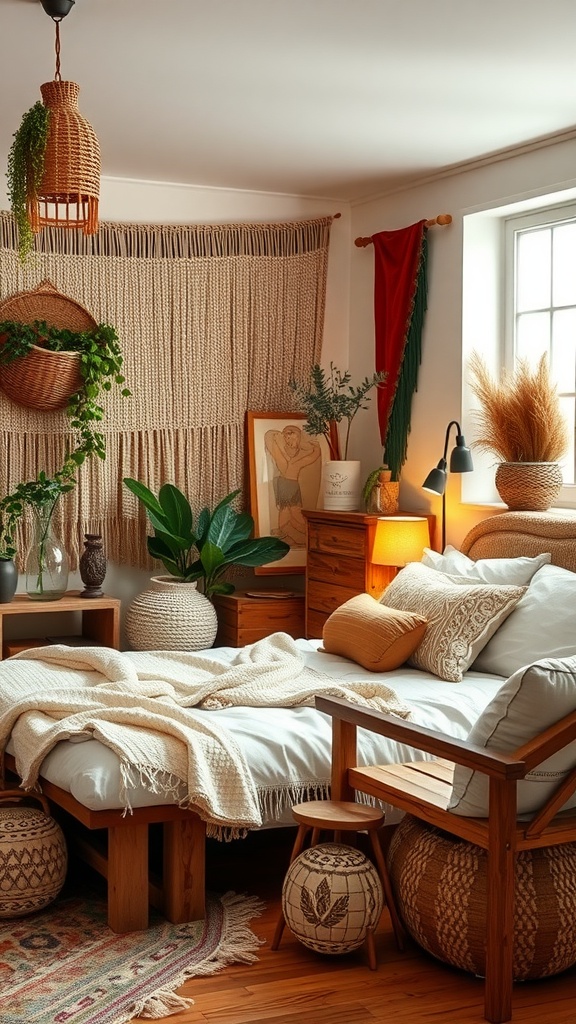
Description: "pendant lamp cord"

(53, 17), (63, 81)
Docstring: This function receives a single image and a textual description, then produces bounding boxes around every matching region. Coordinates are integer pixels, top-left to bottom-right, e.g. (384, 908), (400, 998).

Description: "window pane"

(516, 311), (550, 365)
(553, 222), (576, 307)
(516, 229), (551, 312)
(559, 396), (575, 485)
(551, 308), (576, 392)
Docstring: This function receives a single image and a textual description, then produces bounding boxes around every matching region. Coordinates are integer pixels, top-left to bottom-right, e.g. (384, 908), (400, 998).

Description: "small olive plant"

(289, 363), (386, 460)
(6, 101), (50, 263)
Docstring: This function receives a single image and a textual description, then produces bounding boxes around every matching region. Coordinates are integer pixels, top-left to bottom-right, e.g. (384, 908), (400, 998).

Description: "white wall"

(0, 178), (352, 636)
(349, 137), (576, 549)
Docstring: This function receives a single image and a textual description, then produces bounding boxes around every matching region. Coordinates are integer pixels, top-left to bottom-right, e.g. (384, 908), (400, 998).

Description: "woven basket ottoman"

(388, 815), (576, 981)
(0, 790), (68, 918)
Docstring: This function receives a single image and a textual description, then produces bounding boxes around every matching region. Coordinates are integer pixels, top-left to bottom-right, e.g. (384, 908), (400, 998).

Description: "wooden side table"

(212, 589), (305, 647)
(303, 508), (434, 639)
(0, 591), (121, 659)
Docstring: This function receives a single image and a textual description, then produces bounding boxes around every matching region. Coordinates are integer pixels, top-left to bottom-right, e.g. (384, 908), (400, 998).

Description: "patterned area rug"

(1, 879), (263, 1024)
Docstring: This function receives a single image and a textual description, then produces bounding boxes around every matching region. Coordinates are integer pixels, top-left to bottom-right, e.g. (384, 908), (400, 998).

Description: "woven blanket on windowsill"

(0, 632), (410, 832)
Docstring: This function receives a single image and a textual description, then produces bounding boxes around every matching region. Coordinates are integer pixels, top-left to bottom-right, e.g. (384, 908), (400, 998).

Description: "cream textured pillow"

(380, 562), (526, 682)
(473, 564), (576, 677)
(449, 657), (576, 816)
(421, 545), (551, 586)
(321, 593), (427, 672)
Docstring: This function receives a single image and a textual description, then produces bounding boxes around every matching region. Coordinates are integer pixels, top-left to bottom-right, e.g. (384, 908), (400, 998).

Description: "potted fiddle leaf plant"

(469, 352), (569, 511)
(289, 363), (386, 510)
(122, 478), (290, 651)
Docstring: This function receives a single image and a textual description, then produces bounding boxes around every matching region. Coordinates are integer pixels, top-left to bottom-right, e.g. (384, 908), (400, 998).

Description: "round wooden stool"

(271, 800), (404, 968)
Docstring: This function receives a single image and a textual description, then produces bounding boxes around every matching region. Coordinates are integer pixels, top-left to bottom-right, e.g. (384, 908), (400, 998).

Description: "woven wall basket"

(0, 790), (67, 918)
(388, 816), (576, 981)
(0, 279), (95, 410)
(495, 461), (563, 512)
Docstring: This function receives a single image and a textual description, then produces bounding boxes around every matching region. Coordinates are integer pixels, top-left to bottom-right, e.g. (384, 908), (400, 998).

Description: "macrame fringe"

(384, 232), (428, 480)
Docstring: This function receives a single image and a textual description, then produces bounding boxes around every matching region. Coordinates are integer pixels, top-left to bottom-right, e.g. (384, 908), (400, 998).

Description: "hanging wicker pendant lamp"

(28, 1), (100, 235)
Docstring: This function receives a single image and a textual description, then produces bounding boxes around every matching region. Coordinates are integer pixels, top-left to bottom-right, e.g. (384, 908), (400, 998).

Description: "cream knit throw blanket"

(0, 632), (410, 831)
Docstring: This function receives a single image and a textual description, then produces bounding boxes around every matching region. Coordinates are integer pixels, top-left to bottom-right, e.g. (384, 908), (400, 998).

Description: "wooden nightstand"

(303, 509), (434, 639)
(212, 590), (305, 647)
(0, 591), (121, 659)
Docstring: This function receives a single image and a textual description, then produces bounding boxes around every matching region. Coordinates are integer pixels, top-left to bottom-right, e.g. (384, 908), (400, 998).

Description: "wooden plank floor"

(136, 827), (576, 1024)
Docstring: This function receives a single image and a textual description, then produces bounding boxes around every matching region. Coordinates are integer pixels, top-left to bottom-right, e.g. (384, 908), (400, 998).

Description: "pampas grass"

(468, 352), (569, 463)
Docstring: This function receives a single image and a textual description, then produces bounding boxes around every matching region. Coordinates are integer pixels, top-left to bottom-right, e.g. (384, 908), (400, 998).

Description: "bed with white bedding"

(2, 508), (576, 933)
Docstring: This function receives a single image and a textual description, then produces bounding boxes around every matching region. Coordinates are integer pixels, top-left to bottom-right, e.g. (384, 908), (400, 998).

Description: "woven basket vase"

(388, 816), (576, 981)
(0, 279), (95, 410)
(0, 790), (67, 918)
(125, 576), (218, 652)
(495, 461), (563, 511)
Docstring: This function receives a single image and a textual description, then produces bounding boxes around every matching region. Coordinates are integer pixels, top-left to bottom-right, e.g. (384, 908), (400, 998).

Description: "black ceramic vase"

(0, 558), (18, 604)
(79, 533), (107, 598)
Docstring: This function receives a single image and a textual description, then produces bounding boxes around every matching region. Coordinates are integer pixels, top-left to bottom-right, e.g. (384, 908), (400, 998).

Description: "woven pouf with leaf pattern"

(388, 815), (576, 980)
(281, 842), (383, 954)
(0, 791), (67, 918)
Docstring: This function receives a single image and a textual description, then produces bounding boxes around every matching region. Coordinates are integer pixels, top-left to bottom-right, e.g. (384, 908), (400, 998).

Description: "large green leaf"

(123, 478), (165, 518)
(158, 484), (195, 541)
(207, 505), (252, 553)
(199, 540), (226, 575)
(223, 535), (289, 567)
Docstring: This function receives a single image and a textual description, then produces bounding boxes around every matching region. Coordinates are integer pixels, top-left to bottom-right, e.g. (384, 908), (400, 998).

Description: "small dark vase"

(0, 558), (18, 604)
(79, 533), (107, 598)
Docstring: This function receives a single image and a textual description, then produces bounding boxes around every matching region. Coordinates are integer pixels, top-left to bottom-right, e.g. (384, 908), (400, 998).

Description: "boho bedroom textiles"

(0, 213), (334, 568)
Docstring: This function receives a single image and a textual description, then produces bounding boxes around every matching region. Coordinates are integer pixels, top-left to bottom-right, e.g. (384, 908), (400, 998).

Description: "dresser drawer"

(307, 522), (367, 559)
(213, 592), (305, 647)
(307, 551), (366, 590)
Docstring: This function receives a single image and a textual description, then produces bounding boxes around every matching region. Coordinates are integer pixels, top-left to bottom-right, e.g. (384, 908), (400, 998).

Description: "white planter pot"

(125, 576), (218, 651)
(322, 460), (362, 511)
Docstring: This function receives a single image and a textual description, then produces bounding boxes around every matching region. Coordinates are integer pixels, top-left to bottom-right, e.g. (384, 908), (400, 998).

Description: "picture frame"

(246, 411), (330, 574)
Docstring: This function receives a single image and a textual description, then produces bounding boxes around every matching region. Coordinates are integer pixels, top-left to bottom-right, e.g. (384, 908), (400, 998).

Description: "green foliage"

(289, 363), (386, 459)
(0, 320), (130, 558)
(6, 101), (50, 263)
(123, 478), (290, 598)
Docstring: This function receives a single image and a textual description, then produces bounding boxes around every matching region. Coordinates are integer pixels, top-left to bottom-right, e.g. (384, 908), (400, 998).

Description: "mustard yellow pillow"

(321, 593), (428, 671)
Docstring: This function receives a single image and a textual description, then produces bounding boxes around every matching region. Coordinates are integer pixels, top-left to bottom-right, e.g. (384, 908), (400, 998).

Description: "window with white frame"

(505, 205), (576, 486)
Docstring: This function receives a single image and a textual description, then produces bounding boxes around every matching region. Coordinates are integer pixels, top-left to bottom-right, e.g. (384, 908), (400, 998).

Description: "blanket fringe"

(207, 781), (332, 841)
(129, 892), (264, 1021)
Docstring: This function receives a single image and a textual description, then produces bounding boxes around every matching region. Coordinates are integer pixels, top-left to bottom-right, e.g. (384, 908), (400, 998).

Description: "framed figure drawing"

(246, 411), (330, 574)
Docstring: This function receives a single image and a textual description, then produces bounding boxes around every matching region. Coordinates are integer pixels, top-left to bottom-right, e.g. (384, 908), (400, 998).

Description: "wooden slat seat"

(316, 694), (576, 1024)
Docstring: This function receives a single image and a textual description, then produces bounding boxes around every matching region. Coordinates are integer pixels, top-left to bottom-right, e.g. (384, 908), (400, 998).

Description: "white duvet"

(15, 638), (505, 833)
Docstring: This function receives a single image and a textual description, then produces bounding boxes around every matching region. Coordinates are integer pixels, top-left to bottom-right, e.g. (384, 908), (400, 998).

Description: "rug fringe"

(131, 892), (264, 1021)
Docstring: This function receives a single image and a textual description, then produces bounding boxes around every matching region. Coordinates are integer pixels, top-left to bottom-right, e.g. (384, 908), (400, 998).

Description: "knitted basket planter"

(495, 461), (563, 512)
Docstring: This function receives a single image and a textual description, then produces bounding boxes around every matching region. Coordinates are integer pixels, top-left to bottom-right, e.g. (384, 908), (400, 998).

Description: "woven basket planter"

(0, 790), (67, 918)
(0, 279), (96, 411)
(388, 816), (576, 981)
(495, 461), (563, 511)
(125, 576), (218, 651)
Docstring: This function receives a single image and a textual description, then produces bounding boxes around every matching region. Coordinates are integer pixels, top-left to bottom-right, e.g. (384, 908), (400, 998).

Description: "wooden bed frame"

(4, 508), (576, 935)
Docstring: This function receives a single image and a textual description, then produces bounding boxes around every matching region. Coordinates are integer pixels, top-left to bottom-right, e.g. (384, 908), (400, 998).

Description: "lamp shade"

(371, 516), (430, 568)
(450, 433), (474, 473)
(422, 461), (447, 496)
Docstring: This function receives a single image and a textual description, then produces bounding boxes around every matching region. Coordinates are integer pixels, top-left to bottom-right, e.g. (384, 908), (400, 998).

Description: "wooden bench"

(5, 753), (206, 933)
(316, 693), (576, 1024)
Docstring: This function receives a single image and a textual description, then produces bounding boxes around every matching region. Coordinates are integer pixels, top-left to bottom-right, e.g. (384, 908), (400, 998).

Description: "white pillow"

(380, 562), (526, 682)
(473, 564), (576, 677)
(421, 544), (551, 585)
(449, 656), (576, 817)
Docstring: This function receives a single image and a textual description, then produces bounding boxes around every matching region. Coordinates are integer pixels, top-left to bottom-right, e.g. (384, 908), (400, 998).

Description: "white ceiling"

(2, 0), (576, 203)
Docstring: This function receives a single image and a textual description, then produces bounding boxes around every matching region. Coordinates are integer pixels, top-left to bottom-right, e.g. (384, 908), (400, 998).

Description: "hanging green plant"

(0, 318), (130, 564)
(6, 101), (51, 264)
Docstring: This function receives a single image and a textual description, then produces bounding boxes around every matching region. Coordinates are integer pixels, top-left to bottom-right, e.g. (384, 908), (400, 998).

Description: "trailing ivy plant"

(0, 318), (131, 559)
(6, 101), (50, 264)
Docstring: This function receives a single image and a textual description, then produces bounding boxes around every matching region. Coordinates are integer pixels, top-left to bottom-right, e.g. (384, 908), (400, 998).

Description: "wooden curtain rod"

(354, 214), (452, 248)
